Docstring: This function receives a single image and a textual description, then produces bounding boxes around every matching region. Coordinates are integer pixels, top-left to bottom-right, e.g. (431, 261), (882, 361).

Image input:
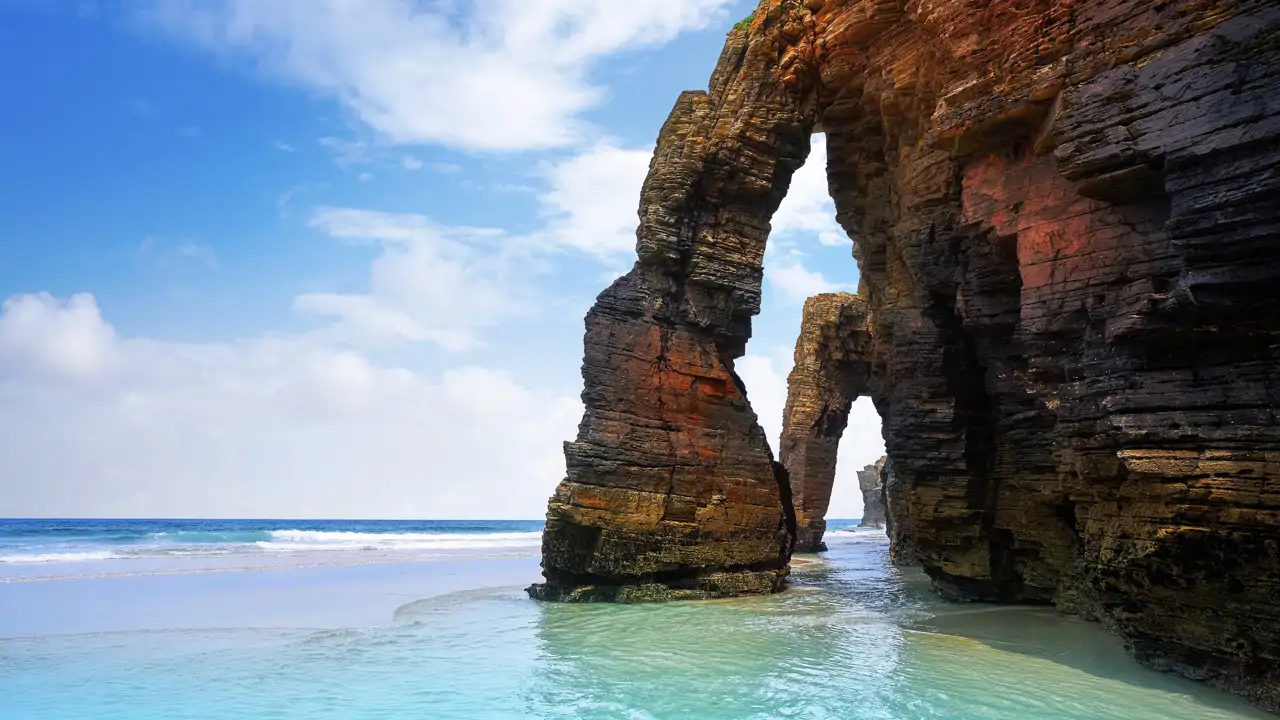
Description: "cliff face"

(857, 458), (887, 529)
(534, 0), (1280, 708)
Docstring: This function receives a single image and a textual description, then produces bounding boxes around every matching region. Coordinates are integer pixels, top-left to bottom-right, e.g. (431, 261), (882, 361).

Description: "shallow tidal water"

(0, 525), (1270, 720)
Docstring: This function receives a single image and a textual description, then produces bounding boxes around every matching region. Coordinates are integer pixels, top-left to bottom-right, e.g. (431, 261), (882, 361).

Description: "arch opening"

(775, 292), (885, 553)
(745, 126), (889, 555)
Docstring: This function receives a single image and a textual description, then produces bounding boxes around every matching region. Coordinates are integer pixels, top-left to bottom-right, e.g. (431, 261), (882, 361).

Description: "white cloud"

(173, 240), (218, 268)
(539, 141), (650, 255)
(429, 162), (461, 174)
(318, 136), (373, 168)
(357, 172), (374, 182)
(772, 134), (845, 247)
(736, 351), (791, 447)
(140, 0), (737, 151)
(401, 155), (423, 170)
(767, 260), (840, 304)
(295, 207), (531, 351)
(273, 140), (296, 152)
(0, 293), (581, 518)
(0, 293), (117, 380)
(138, 237), (219, 270)
(830, 398), (886, 518)
(738, 136), (856, 305)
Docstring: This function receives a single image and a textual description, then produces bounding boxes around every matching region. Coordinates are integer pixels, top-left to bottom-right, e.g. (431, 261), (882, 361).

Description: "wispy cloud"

(318, 136), (374, 168)
(275, 182), (329, 218)
(296, 207), (537, 352)
(137, 0), (738, 151)
(138, 237), (218, 271)
(172, 240), (218, 267)
(766, 260), (841, 304)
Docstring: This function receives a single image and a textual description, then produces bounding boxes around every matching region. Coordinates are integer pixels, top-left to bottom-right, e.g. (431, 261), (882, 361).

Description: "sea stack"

(527, 23), (818, 603)
(533, 0), (1280, 710)
(857, 459), (886, 529)
(778, 293), (874, 552)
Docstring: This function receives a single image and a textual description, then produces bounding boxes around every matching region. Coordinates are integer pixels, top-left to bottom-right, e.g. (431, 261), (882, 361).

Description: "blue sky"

(0, 0), (882, 519)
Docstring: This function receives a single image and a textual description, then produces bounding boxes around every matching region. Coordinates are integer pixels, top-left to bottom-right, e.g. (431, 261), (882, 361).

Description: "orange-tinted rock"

(529, 24), (821, 603)
(535, 0), (1280, 708)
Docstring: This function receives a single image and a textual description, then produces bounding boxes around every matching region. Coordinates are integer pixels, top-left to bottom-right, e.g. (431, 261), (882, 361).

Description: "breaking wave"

(256, 530), (543, 552)
(0, 529), (542, 565)
(0, 551), (119, 564)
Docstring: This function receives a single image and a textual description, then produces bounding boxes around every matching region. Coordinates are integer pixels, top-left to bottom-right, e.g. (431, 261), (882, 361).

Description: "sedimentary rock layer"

(535, 0), (1280, 708)
(816, 0), (1280, 707)
(880, 457), (918, 565)
(857, 458), (887, 529)
(778, 293), (873, 551)
(529, 23), (820, 602)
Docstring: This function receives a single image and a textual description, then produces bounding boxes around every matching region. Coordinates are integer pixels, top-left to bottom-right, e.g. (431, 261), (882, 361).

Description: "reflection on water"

(0, 532), (1269, 720)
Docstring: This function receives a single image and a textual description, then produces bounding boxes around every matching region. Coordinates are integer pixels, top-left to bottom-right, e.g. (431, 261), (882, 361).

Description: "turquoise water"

(0, 521), (1270, 719)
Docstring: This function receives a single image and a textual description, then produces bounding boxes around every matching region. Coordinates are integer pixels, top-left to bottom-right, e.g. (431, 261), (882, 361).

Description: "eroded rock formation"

(857, 458), (887, 529)
(778, 293), (873, 551)
(528, 26), (819, 603)
(535, 0), (1280, 708)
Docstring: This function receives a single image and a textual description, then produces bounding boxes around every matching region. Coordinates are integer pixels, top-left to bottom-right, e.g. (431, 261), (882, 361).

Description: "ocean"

(0, 519), (1269, 720)
(0, 519), (544, 580)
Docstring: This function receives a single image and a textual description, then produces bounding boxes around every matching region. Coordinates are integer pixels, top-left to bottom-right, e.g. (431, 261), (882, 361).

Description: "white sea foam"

(0, 550), (118, 564)
(256, 530), (543, 552)
(826, 527), (890, 545)
(0, 531), (543, 568)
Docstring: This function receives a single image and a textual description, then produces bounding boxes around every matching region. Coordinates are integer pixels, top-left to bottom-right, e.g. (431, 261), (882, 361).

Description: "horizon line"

(0, 517), (865, 522)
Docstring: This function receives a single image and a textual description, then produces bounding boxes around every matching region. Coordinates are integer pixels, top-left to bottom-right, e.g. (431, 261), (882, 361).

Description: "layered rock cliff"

(857, 458), (887, 529)
(528, 23), (818, 603)
(534, 0), (1280, 708)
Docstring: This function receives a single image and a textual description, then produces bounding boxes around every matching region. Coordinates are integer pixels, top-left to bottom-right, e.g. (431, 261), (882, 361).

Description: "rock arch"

(532, 0), (1280, 708)
(528, 19), (822, 602)
(777, 293), (875, 552)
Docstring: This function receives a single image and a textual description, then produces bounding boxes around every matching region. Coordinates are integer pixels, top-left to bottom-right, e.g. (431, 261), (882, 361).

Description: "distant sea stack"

(857, 459), (886, 529)
(779, 294), (873, 552)
(531, 0), (1280, 710)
